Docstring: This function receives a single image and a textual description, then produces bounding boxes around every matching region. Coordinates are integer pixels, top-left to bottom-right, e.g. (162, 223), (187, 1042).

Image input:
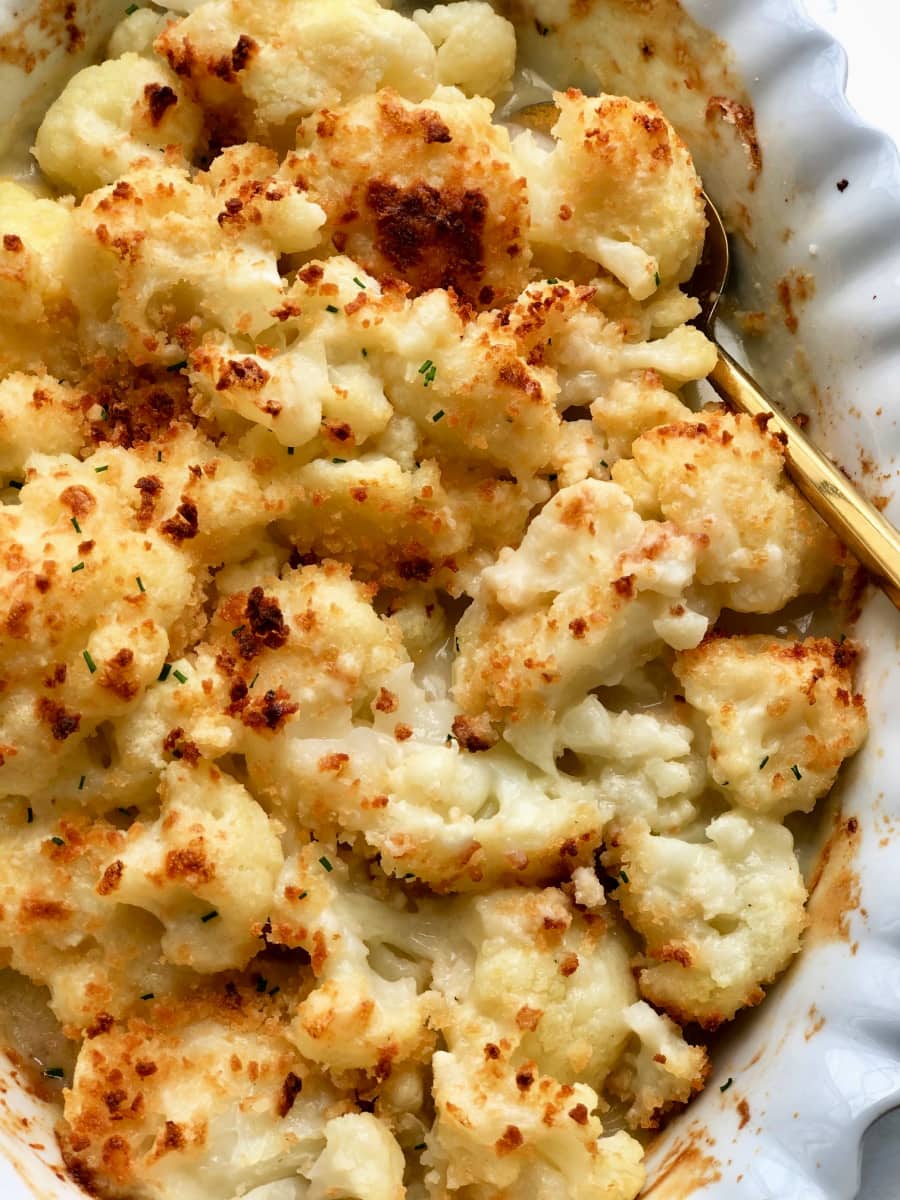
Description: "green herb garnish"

(353, 276), (366, 289)
(173, 669), (188, 685)
(78, 776), (85, 791)
(43, 1067), (65, 1079)
(720, 1077), (733, 1093)
(158, 663), (171, 682)
(71, 562), (85, 573)
(71, 517), (81, 533)
(791, 764), (802, 780)
(83, 650), (97, 674)
(167, 360), (187, 372)
(325, 304), (339, 314)
(26, 807), (33, 823)
(51, 836), (65, 846)
(318, 855), (333, 872)
(431, 408), (444, 421)
(136, 576), (145, 592)
(140, 992), (154, 1000)
(200, 910), (219, 923)
(759, 756), (769, 769)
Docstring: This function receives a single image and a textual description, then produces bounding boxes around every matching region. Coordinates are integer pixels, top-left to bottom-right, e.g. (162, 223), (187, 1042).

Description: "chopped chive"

(414, 1142), (426, 1150)
(654, 271), (661, 287)
(546, 277), (558, 284)
(619, 870), (629, 883)
(125, 3), (139, 13)
(136, 576), (145, 592)
(297, 891), (308, 900)
(51, 836), (65, 846)
(173, 669), (188, 685)
(423, 363), (437, 388)
(454, 637), (460, 653)
(249, 672), (259, 689)
(158, 663), (171, 682)
(200, 910), (219, 923)
(599, 459), (608, 468)
(71, 517), (81, 533)
(26, 807), (33, 824)
(231, 625), (245, 638)
(83, 650), (97, 674)
(331, 457), (346, 464)
(325, 304), (339, 314)
(432, 409), (445, 422)
(418, 359), (433, 375)
(100, 406), (109, 421)
(140, 992), (155, 1000)
(759, 756), (769, 770)
(43, 1067), (64, 1079)
(9, 480), (23, 490)
(318, 855), (333, 872)
(157, 450), (163, 463)
(790, 764), (802, 780)
(71, 562), (85, 573)
(353, 276), (366, 289)
(361, 348), (368, 358)
(268, 985), (280, 996)
(287, 446), (295, 456)
(78, 776), (85, 791)
(720, 1077), (733, 1093)
(94, 465), (108, 474)
(167, 360), (187, 372)
(255, 976), (268, 993)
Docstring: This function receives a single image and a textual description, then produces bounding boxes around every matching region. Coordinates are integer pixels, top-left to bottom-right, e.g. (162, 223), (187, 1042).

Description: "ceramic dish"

(0, 1), (898, 1197)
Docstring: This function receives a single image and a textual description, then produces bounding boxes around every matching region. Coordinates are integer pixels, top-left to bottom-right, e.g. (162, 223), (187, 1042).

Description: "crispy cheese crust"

(0, 3), (867, 1199)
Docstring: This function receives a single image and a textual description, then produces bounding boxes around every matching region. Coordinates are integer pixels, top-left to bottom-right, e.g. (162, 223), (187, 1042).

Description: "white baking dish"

(0, 1), (898, 1197)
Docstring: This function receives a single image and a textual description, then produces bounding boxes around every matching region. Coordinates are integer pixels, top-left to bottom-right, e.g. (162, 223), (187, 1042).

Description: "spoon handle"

(708, 344), (900, 611)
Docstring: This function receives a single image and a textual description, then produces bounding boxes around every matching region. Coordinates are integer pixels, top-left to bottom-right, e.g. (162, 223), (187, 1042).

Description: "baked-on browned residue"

(776, 270), (816, 336)
(641, 1120), (722, 1197)
(805, 811), (862, 944)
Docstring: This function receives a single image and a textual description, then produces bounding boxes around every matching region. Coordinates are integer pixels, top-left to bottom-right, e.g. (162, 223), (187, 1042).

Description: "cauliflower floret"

(33, 54), (203, 195)
(674, 634), (867, 817)
(591, 373), (694, 461)
(290, 87), (531, 306)
(107, 7), (170, 58)
(155, 0), (436, 141)
(103, 760), (283, 972)
(0, 452), (195, 797)
(513, 90), (706, 298)
(206, 561), (406, 739)
(0, 374), (86, 476)
(0, 806), (181, 1030)
(73, 162), (324, 364)
(453, 479), (708, 722)
(428, 1048), (645, 1200)
(282, 454), (545, 596)
(377, 288), (560, 474)
(604, 811), (807, 1028)
(253, 723), (609, 893)
(507, 695), (706, 834)
(606, 1001), (709, 1129)
(0, 183), (80, 376)
(269, 845), (433, 1075)
(307, 1113), (405, 1200)
(413, 3), (516, 98)
(430, 888), (641, 1090)
(189, 256), (390, 449)
(59, 983), (357, 1200)
(613, 410), (838, 611)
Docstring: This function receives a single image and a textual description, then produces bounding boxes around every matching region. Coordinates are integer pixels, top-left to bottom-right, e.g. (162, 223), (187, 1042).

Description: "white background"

(802, 4), (900, 1196)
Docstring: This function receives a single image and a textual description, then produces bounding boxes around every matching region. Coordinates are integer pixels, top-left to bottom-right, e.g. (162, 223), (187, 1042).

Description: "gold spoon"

(514, 101), (900, 610)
